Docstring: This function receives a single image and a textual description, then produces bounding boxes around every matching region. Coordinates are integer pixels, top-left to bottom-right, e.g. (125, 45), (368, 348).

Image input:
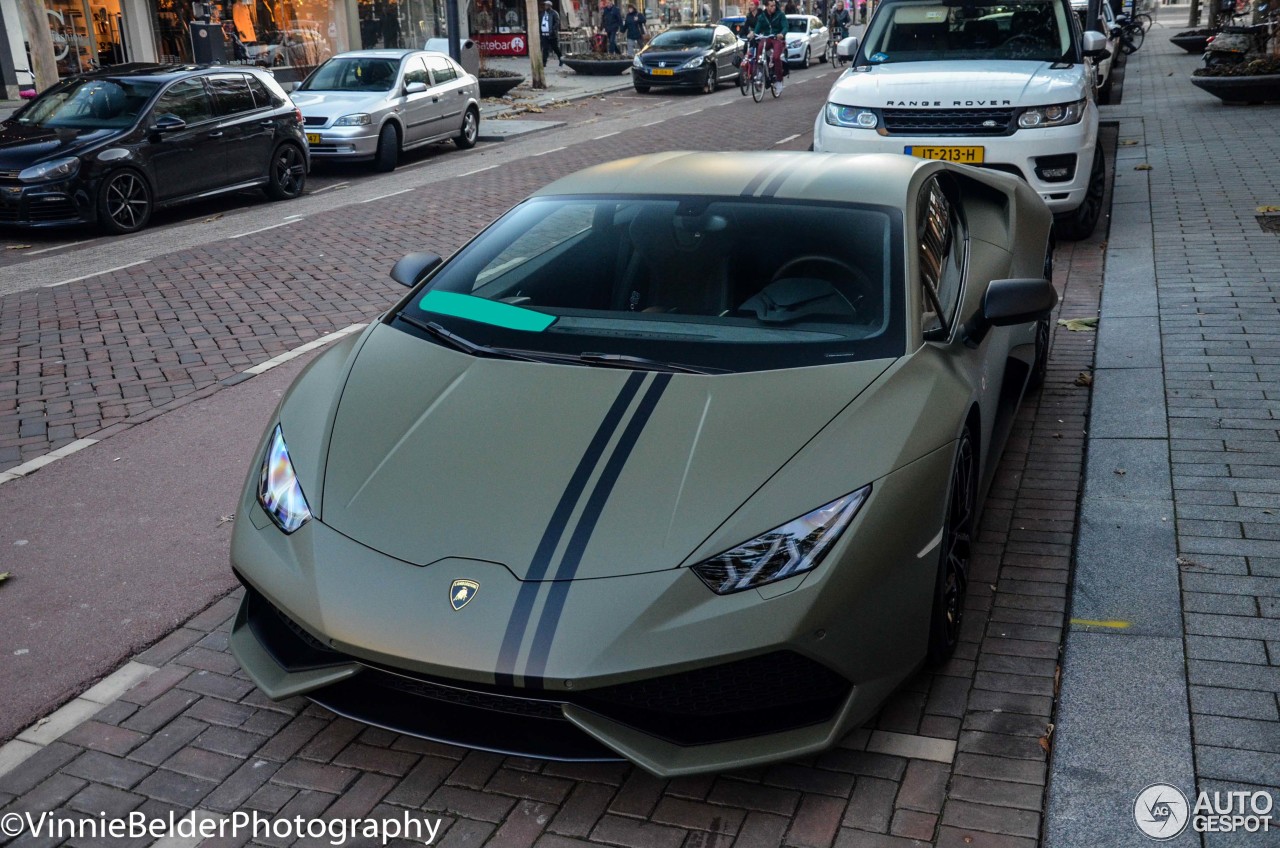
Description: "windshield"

(14, 78), (159, 129)
(650, 28), (714, 47)
(788, 16), (810, 31)
(860, 0), (1072, 64)
(396, 195), (905, 373)
(301, 57), (400, 91)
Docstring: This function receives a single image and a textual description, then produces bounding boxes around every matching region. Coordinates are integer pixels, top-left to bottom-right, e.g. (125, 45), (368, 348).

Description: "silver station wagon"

(292, 49), (480, 172)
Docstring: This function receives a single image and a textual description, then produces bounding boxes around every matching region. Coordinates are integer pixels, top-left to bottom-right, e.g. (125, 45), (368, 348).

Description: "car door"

(424, 55), (469, 137)
(143, 77), (224, 201)
(208, 73), (275, 184)
(811, 16), (828, 54)
(713, 27), (738, 79)
(399, 55), (435, 144)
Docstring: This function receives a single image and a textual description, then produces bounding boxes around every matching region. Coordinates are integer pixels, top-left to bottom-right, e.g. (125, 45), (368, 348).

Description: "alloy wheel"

(104, 172), (149, 232)
(940, 432), (974, 649)
(274, 146), (305, 197)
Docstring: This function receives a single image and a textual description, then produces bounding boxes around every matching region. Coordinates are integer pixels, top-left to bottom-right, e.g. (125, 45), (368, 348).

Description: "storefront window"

(46, 0), (131, 77)
(471, 0), (527, 55)
(150, 0), (352, 77)
(356, 0), (444, 50)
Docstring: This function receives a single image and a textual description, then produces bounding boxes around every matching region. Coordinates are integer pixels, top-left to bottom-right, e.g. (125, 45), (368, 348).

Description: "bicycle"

(1113, 12), (1145, 53)
(742, 34), (782, 101)
(825, 24), (846, 65)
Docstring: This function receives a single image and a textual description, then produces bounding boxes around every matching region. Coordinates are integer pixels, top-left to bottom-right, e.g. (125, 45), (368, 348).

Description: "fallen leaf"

(1135, 164), (1153, 171)
(202, 213), (223, 222)
(1177, 557), (1199, 567)
(1039, 735), (1051, 753)
(1053, 432), (1063, 439)
(1258, 206), (1280, 214)
(1058, 317), (1099, 331)
(1114, 468), (1127, 476)
(1074, 372), (1094, 387)
(217, 513), (235, 527)
(1119, 139), (1139, 146)
(1167, 70), (1174, 76)
(5, 244), (32, 250)
(0, 571), (10, 584)
(1265, 510), (1275, 515)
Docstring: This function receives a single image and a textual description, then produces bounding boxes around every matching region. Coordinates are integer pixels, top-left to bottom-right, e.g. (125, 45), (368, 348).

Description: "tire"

(373, 122), (399, 172)
(738, 65), (749, 95)
(97, 169), (152, 234)
(454, 106), (479, 149)
(825, 39), (837, 64)
(1053, 146), (1105, 241)
(265, 143), (306, 200)
(927, 426), (976, 665)
(634, 83), (650, 93)
(1028, 317), (1051, 391)
(1120, 24), (1143, 53)
(751, 63), (766, 101)
(702, 64), (717, 94)
(802, 45), (811, 68)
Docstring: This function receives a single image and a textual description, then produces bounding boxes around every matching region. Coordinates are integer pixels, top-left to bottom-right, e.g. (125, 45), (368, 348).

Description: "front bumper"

(230, 440), (952, 776)
(812, 110), (1099, 214)
(0, 176), (95, 228)
(302, 122), (381, 161)
(631, 66), (714, 87)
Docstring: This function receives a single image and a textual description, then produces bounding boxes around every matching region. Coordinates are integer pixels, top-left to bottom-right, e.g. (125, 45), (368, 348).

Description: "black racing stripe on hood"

(760, 167), (791, 198)
(740, 159), (788, 197)
(523, 373), (672, 686)
(494, 372), (646, 688)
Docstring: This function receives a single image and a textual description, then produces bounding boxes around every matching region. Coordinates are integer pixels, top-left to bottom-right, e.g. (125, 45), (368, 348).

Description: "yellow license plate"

(306, 133), (321, 144)
(651, 68), (675, 76)
(907, 146), (984, 163)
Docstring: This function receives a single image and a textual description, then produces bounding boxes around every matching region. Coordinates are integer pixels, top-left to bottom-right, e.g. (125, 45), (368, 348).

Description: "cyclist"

(828, 1), (849, 40)
(753, 0), (789, 93)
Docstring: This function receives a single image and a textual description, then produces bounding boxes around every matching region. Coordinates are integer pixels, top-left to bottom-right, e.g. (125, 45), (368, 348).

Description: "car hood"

(640, 45), (713, 59)
(291, 91), (390, 115)
(316, 324), (893, 580)
(0, 122), (120, 169)
(829, 60), (1087, 106)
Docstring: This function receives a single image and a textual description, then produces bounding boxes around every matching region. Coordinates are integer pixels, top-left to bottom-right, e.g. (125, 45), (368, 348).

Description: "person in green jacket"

(753, 0), (789, 91)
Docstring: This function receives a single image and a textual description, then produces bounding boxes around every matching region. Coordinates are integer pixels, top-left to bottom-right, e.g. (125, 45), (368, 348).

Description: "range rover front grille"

(881, 107), (1016, 135)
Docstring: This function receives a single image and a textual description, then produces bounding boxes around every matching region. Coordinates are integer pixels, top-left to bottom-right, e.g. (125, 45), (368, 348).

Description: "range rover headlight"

(825, 103), (878, 129)
(1017, 99), (1085, 128)
(691, 486), (871, 594)
(257, 425), (312, 534)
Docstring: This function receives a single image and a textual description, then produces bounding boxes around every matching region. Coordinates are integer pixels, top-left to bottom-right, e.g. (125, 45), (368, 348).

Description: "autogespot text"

(0, 809), (443, 845)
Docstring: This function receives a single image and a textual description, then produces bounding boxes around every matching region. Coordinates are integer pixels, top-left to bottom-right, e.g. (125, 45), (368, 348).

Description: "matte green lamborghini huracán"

(230, 151), (1057, 777)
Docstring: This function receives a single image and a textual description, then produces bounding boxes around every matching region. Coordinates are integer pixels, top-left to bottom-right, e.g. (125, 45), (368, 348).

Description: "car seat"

(618, 206), (732, 315)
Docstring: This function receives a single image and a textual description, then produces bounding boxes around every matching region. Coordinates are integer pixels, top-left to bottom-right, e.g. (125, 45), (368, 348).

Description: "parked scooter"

(1203, 1), (1278, 66)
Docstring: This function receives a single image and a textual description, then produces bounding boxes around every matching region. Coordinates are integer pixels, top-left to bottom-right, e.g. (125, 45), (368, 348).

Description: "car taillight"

(294, 107), (304, 124)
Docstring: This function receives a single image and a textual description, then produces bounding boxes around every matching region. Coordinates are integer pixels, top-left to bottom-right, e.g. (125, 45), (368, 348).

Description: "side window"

(246, 74), (284, 109)
(152, 78), (214, 124)
(404, 56), (430, 86)
(208, 74), (257, 116)
(426, 56), (458, 84)
(918, 178), (965, 337)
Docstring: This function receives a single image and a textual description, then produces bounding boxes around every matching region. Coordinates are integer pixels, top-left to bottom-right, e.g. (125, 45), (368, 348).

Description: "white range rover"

(813, 0), (1112, 239)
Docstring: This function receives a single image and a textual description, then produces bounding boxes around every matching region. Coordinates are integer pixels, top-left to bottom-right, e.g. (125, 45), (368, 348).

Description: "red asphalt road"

(0, 354), (311, 742)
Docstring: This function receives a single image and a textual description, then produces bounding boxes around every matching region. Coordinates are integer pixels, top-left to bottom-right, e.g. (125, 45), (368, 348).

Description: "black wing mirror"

(983, 277), (1058, 326)
(149, 114), (187, 134)
(390, 252), (443, 287)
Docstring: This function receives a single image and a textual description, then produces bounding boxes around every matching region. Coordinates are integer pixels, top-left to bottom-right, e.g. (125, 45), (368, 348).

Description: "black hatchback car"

(631, 25), (743, 94)
(0, 64), (309, 233)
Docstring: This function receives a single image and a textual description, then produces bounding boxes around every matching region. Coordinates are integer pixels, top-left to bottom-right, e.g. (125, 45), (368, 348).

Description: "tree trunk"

(18, 0), (59, 93)
(1187, 0), (1200, 26)
(527, 0), (546, 88)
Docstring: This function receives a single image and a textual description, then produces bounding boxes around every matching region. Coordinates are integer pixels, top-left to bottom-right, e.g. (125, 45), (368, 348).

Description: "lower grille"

(882, 107), (1016, 135)
(25, 196), (77, 222)
(303, 115), (327, 126)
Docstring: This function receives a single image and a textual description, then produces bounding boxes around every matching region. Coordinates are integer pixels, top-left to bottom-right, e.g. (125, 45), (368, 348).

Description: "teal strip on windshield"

(418, 290), (556, 332)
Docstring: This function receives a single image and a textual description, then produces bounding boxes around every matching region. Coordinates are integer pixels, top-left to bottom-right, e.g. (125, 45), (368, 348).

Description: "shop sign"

(476, 33), (527, 54)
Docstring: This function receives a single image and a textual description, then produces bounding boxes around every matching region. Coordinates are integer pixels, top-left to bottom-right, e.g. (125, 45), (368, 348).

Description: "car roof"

(70, 63), (251, 83)
(331, 49), (423, 59)
(531, 151), (934, 207)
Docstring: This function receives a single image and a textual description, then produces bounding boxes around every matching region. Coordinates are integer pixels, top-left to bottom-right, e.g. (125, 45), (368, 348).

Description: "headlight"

(680, 55), (706, 69)
(258, 425), (312, 534)
(19, 156), (80, 183)
(633, 54), (644, 68)
(333, 113), (373, 126)
(825, 103), (878, 129)
(691, 486), (871, 594)
(1017, 99), (1085, 128)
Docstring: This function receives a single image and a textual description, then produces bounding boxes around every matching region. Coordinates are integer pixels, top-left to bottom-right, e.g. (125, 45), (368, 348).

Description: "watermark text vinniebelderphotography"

(0, 809), (443, 845)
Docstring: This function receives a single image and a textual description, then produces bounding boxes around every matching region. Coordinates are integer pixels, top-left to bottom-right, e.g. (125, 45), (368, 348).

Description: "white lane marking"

(231, 217), (302, 238)
(43, 260), (148, 288)
(459, 164), (500, 176)
(0, 439), (100, 486)
(680, 109), (702, 116)
(641, 119), (664, 127)
(307, 181), (349, 195)
(360, 187), (414, 203)
(594, 130), (620, 140)
(774, 133), (801, 145)
(242, 323), (368, 375)
(26, 238), (99, 256)
(532, 146), (567, 156)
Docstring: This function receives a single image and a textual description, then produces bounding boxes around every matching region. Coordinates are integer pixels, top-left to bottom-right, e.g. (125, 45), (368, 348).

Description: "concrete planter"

(562, 56), (632, 75)
(1190, 73), (1280, 103)
(478, 75), (525, 97)
(1169, 31), (1214, 53)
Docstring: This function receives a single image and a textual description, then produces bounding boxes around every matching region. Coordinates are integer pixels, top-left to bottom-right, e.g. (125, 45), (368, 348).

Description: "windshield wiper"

(577, 352), (723, 375)
(396, 313), (541, 363)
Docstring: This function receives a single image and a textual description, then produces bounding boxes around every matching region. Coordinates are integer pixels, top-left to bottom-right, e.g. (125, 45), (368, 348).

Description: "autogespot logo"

(1134, 784), (1190, 840)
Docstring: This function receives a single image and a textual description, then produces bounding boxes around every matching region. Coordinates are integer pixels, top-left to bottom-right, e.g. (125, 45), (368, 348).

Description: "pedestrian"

(624, 4), (647, 53)
(784, 0), (798, 12)
(540, 0), (565, 66)
(858, 0), (866, 22)
(743, 0), (760, 32)
(601, 0), (624, 54)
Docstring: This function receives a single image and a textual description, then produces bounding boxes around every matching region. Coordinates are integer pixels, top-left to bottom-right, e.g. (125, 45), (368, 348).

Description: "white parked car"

(292, 49), (480, 172)
(785, 15), (831, 66)
(814, 0), (1110, 240)
(1071, 0), (1119, 102)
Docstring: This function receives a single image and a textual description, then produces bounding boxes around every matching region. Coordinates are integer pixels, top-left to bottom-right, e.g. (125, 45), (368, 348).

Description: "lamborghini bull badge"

(450, 579), (479, 611)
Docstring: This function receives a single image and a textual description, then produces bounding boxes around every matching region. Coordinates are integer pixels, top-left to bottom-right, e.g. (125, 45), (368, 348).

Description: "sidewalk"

(1046, 8), (1280, 846)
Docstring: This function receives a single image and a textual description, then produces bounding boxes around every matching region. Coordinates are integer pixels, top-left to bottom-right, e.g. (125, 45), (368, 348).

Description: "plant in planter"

(1170, 27), (1217, 53)
(1191, 55), (1280, 103)
(562, 51), (634, 74)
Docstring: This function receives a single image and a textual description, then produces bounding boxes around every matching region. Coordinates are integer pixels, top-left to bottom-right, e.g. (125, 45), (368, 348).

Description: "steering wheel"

(771, 255), (873, 305)
(738, 254), (874, 322)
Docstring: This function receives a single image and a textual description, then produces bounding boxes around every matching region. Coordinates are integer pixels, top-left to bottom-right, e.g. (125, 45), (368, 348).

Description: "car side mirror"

(149, 114), (187, 134)
(390, 252), (444, 287)
(984, 277), (1058, 326)
(405, 81), (428, 94)
(837, 35), (859, 58)
(1081, 29), (1107, 55)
